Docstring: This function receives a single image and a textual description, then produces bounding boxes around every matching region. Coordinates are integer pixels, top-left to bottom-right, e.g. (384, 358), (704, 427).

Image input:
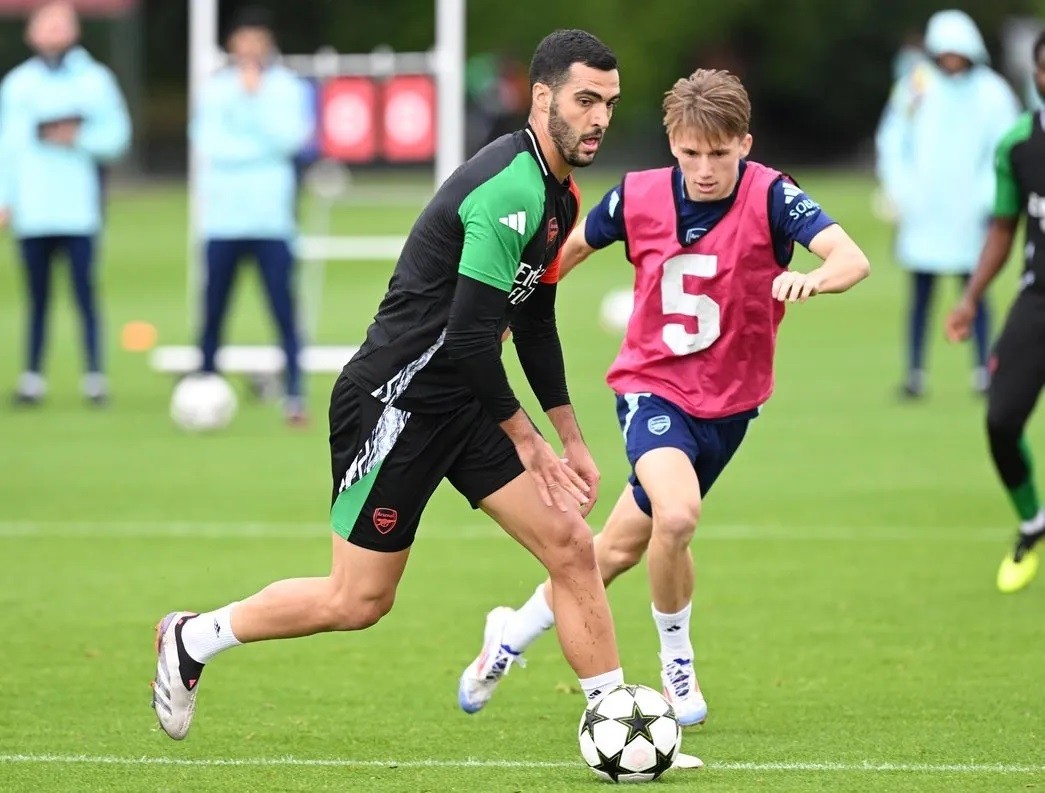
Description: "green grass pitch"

(1, 170), (1043, 792)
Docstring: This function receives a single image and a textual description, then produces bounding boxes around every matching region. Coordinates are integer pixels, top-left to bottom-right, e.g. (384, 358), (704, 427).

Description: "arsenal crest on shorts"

(647, 415), (671, 436)
(372, 508), (398, 534)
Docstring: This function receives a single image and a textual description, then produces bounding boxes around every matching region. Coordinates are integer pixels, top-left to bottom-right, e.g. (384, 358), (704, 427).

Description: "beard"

(548, 99), (597, 168)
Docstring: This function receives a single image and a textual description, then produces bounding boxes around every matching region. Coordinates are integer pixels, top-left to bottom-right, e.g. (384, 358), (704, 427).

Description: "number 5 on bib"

(661, 253), (721, 355)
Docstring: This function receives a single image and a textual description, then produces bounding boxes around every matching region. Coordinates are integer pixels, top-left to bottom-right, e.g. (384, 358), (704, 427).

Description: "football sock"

(580, 668), (624, 701)
(501, 584), (555, 653)
(180, 603), (242, 665)
(972, 366), (990, 394)
(904, 369), (926, 395)
(1019, 507), (1045, 537)
(1007, 438), (1040, 524)
(652, 602), (694, 660)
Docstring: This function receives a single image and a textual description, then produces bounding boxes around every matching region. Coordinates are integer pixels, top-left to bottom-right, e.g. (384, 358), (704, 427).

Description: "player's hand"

(772, 270), (822, 303)
(946, 299), (976, 342)
(0, 208), (9, 230)
(516, 436), (590, 513)
(562, 440), (600, 517)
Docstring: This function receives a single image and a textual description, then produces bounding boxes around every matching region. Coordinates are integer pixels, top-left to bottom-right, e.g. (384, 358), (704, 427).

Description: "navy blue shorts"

(615, 392), (753, 517)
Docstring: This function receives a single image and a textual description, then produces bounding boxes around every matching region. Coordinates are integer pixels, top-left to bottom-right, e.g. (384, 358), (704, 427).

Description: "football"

(170, 373), (238, 432)
(598, 287), (633, 332)
(578, 683), (682, 783)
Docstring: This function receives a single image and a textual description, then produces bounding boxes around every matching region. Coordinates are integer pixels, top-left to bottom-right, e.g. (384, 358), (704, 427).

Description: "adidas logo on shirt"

(782, 182), (803, 205)
(499, 211), (527, 234)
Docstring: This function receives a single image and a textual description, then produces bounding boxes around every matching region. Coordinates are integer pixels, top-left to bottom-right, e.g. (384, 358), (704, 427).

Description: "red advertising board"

(319, 77), (378, 163)
(0, 0), (138, 15)
(381, 75), (436, 162)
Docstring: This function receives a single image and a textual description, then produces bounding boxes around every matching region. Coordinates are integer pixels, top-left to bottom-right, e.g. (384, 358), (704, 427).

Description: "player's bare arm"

(947, 216), (1019, 342)
(772, 223), (870, 302)
(557, 223), (598, 280)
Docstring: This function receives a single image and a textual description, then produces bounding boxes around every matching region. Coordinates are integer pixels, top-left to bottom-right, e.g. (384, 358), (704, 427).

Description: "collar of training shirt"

(36, 46), (78, 71)
(524, 124), (572, 194)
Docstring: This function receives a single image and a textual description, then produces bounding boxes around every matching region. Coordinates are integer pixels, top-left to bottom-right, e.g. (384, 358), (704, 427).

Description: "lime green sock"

(1008, 437), (1040, 523)
(1009, 480), (1041, 523)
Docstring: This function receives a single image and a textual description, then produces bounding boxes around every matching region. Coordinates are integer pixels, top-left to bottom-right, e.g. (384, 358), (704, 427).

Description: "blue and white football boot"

(458, 607), (525, 714)
(661, 655), (708, 727)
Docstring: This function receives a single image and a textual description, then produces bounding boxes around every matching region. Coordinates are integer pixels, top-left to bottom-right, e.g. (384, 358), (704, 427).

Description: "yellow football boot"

(997, 546), (1039, 594)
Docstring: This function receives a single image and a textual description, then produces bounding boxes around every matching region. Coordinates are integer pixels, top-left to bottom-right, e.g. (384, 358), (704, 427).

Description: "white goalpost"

(151, 0), (466, 382)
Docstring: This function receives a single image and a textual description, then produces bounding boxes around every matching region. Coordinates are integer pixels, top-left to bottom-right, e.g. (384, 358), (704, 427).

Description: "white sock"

(579, 667), (624, 701)
(972, 366), (990, 392)
(81, 372), (108, 398)
(17, 371), (46, 397)
(652, 602), (694, 660)
(180, 603), (242, 664)
(501, 584), (555, 653)
(1020, 508), (1045, 536)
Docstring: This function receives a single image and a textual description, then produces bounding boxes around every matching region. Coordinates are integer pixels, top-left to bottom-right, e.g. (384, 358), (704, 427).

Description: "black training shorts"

(328, 377), (525, 552)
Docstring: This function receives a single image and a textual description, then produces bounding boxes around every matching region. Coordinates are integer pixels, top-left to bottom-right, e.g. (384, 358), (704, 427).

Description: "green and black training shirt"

(344, 125), (581, 420)
(994, 110), (1045, 293)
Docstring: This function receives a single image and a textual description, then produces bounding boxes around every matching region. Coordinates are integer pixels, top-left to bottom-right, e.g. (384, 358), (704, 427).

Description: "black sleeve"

(510, 282), (570, 411)
(444, 274), (520, 422)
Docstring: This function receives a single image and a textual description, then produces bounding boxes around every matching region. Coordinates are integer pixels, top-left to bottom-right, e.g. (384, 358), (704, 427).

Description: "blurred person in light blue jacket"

(876, 10), (1019, 400)
(191, 7), (313, 425)
(0, 1), (130, 405)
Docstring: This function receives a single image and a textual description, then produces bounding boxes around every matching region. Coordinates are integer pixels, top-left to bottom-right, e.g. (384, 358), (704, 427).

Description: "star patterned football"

(578, 683), (682, 783)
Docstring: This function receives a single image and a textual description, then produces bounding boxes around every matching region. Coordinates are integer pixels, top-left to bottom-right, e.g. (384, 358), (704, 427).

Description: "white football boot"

(152, 611), (202, 740)
(457, 607), (525, 714)
(661, 656), (708, 727)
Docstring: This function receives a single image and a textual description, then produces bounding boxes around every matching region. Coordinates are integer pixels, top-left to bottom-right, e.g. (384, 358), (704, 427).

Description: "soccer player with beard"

(152, 29), (626, 740)
(458, 69), (870, 725)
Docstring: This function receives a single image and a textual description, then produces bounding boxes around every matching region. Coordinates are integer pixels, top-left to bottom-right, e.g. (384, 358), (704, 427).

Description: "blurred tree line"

(0, 0), (1041, 170)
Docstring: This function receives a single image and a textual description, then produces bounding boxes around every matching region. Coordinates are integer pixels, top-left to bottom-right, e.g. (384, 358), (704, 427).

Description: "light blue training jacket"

(0, 46), (131, 238)
(191, 63), (313, 240)
(875, 10), (1020, 274)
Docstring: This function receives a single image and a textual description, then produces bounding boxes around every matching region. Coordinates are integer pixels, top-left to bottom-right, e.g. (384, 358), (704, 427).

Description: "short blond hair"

(662, 69), (751, 143)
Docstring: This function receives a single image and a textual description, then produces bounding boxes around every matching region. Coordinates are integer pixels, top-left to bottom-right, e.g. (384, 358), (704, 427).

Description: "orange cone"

(121, 321), (158, 352)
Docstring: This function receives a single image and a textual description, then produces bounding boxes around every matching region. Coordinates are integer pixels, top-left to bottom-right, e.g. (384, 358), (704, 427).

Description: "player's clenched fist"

(772, 270), (822, 303)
